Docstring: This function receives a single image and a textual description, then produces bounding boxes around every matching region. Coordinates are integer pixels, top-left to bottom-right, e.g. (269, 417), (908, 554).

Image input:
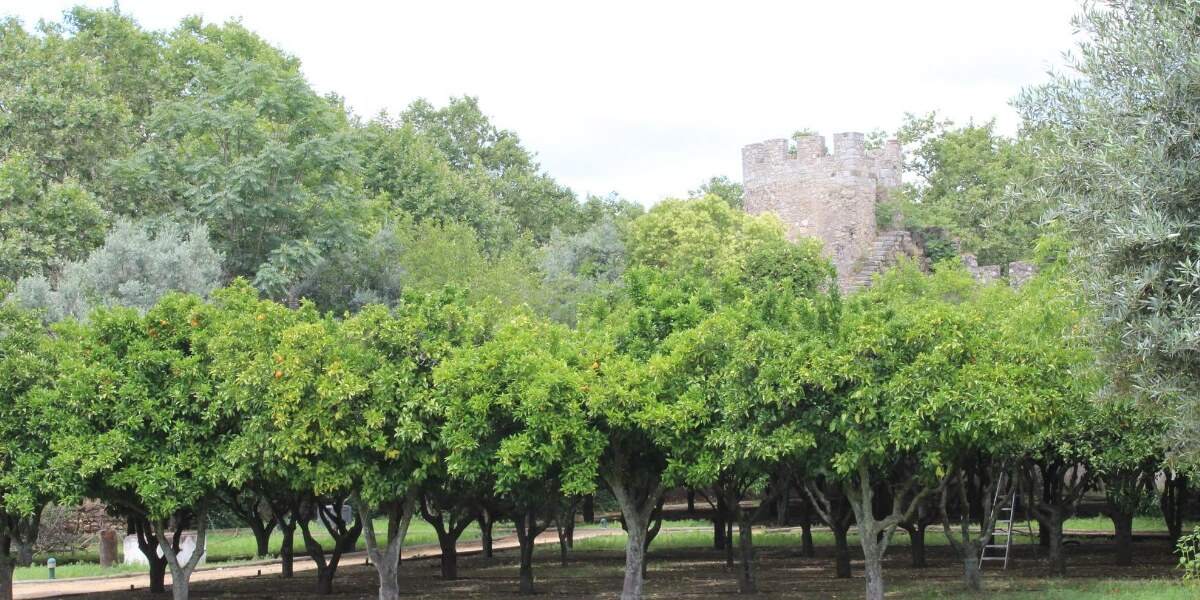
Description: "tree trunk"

(798, 500), (815, 558)
(515, 514), (537, 595)
(736, 512), (756, 594)
(356, 496), (411, 600)
(713, 495), (727, 550)
(1161, 472), (1187, 543)
(608, 478), (663, 600)
(250, 520), (272, 558)
(439, 537), (459, 580)
(298, 500), (358, 596)
(832, 524), (851, 579)
(556, 520), (570, 568)
(0, 532), (14, 600)
(962, 554), (981, 592)
(279, 522), (296, 578)
(15, 512), (38, 568)
(582, 496), (595, 524)
(775, 487), (790, 527)
(1045, 513), (1066, 576)
(687, 489), (695, 515)
(478, 515), (494, 559)
(1112, 511), (1134, 567)
(157, 508), (210, 600)
(724, 519), (734, 568)
(132, 516), (168, 594)
(864, 551), (885, 600)
(317, 568), (335, 595)
(553, 499), (579, 567)
(0, 559), (12, 600)
(621, 512), (648, 600)
(149, 557), (167, 594)
(905, 524), (927, 568)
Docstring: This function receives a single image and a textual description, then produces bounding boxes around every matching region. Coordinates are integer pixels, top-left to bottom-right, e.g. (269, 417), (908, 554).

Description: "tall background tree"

(888, 113), (1040, 266)
(1016, 0), (1200, 464)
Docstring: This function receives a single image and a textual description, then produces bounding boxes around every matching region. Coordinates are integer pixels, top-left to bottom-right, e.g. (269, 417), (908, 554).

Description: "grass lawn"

(905, 578), (1195, 599)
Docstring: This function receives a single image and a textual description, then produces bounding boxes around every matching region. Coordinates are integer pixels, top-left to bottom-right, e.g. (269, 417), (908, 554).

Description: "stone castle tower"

(742, 132), (905, 288)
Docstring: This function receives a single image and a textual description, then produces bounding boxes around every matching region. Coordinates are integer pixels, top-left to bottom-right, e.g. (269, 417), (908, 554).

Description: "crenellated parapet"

(742, 132), (902, 281)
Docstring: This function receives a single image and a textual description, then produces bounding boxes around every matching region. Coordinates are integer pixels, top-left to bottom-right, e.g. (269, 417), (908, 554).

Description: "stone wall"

(962, 254), (1037, 288)
(742, 132), (901, 279)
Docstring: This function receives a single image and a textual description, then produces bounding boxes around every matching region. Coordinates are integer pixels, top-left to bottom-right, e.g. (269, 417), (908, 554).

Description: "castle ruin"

(742, 132), (910, 290)
(742, 131), (1034, 291)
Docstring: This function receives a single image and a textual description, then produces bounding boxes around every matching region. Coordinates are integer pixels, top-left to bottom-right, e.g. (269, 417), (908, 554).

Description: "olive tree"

(1016, 0), (1200, 464)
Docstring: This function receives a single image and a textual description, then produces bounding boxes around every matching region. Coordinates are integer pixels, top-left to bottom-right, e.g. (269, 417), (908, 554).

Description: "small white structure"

(123, 532), (206, 566)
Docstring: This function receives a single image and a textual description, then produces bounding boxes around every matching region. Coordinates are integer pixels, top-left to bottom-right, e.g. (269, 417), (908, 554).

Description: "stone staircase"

(842, 230), (921, 294)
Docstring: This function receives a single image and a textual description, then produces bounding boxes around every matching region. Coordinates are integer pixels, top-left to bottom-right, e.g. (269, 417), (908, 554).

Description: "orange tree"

(338, 289), (497, 598)
(660, 239), (837, 595)
(206, 283), (311, 578)
(212, 286), (368, 596)
(798, 262), (1093, 600)
(438, 313), (602, 595)
(0, 301), (64, 600)
(52, 293), (224, 600)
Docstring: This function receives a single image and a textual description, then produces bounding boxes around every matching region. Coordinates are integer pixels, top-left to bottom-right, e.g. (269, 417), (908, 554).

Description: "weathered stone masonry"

(743, 131), (1032, 291)
(742, 132), (902, 286)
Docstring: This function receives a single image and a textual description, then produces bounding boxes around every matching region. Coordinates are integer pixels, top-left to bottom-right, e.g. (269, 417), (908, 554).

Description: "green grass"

(202, 518), (483, 562)
(577, 528), (867, 551)
(14, 563), (145, 581)
(1063, 515), (1172, 533)
(575, 519), (1162, 554)
(911, 578), (1197, 599)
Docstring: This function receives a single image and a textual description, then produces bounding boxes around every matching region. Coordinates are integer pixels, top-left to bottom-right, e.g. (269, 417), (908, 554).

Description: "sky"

(4, 1), (1084, 206)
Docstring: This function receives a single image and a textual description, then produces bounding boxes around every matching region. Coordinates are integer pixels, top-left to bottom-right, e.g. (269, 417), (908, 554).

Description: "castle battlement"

(742, 132), (903, 281)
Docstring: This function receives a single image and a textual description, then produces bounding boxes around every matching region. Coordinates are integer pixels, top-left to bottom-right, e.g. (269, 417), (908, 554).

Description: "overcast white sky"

(5, 1), (1083, 205)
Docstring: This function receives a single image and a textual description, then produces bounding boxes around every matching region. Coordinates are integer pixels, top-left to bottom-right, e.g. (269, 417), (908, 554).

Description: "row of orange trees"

(0, 238), (1157, 600)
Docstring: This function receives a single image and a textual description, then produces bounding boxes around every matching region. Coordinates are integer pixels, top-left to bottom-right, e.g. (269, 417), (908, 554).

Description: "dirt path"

(15, 527), (625, 599)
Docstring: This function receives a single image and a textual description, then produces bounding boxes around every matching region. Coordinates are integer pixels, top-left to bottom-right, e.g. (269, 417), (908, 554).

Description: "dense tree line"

(0, 6), (639, 314)
(2, 3), (1199, 600)
(0, 200), (1169, 600)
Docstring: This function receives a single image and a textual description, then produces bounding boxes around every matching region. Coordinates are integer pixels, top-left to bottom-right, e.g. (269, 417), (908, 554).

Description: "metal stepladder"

(980, 473), (1036, 570)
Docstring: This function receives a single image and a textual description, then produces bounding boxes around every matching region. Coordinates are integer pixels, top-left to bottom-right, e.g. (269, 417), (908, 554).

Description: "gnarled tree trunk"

(354, 494), (413, 600)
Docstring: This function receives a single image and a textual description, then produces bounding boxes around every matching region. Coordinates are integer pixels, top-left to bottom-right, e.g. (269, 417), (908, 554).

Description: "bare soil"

(22, 530), (1182, 599)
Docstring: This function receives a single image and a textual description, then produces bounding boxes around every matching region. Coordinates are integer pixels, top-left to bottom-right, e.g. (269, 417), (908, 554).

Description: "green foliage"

(894, 112), (1040, 266)
(401, 97), (580, 245)
(107, 17), (363, 294)
(0, 303), (61, 519)
(806, 261), (1093, 481)
(627, 195), (786, 275)
(304, 217), (546, 314)
(10, 219), (222, 323)
(438, 313), (602, 503)
(1016, 0), (1200, 465)
(1180, 525), (1200, 581)
(689, 175), (744, 210)
(576, 192), (644, 229)
(356, 115), (513, 248)
(52, 293), (226, 519)
(0, 8), (164, 191)
(0, 153), (107, 283)
(539, 215), (628, 325)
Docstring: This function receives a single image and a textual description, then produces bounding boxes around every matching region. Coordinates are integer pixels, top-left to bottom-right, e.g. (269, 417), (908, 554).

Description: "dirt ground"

(26, 531), (1183, 599)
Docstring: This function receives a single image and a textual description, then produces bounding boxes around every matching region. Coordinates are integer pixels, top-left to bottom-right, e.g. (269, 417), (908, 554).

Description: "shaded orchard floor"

(57, 533), (1184, 599)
